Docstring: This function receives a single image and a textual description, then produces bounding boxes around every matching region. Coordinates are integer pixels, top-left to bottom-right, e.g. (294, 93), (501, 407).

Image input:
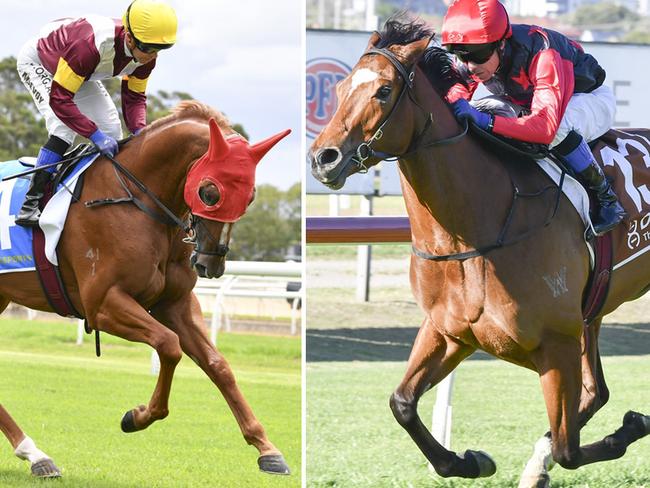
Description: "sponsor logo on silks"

(306, 57), (351, 139)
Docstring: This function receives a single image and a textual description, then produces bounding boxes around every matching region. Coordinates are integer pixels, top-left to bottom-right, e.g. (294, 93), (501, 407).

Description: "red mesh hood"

(184, 118), (290, 222)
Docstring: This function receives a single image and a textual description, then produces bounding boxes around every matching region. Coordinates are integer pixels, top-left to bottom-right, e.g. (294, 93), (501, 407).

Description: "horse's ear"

(365, 31), (381, 51)
(392, 36), (431, 67)
(208, 118), (230, 158)
(249, 129), (292, 164)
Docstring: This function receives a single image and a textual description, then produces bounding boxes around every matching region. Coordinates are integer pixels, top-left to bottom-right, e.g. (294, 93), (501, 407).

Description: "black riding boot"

(15, 170), (52, 227)
(578, 161), (626, 236)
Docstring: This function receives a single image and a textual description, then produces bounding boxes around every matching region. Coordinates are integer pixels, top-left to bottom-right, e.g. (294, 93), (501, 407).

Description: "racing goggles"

(449, 43), (498, 65)
(132, 38), (173, 54)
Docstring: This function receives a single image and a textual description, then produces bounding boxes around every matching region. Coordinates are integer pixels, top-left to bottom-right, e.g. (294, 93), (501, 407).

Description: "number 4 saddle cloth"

(0, 155), (98, 274)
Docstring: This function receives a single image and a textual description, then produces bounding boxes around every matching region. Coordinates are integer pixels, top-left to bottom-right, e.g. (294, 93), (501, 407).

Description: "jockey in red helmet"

(15, 0), (177, 227)
(441, 0), (625, 236)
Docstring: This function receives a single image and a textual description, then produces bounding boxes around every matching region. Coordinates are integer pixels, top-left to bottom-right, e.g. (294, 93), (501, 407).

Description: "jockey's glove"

(89, 129), (119, 158)
(452, 99), (493, 132)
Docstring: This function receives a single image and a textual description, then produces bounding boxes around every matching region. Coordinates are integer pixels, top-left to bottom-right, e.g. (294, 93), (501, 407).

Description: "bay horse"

(0, 100), (292, 478)
(309, 18), (650, 486)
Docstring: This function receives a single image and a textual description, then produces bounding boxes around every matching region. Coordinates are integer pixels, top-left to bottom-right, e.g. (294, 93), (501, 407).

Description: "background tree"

(567, 2), (639, 27)
(229, 183), (301, 261)
(0, 56), (48, 160)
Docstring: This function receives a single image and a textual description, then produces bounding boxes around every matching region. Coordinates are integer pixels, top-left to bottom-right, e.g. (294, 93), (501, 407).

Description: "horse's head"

(184, 118), (290, 278)
(309, 20), (432, 189)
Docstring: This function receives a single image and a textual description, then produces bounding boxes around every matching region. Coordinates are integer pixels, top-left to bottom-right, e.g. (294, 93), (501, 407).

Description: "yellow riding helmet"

(123, 0), (177, 47)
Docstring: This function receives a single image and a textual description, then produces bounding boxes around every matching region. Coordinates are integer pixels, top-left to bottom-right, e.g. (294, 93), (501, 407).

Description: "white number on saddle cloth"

(0, 179), (17, 250)
(600, 135), (650, 213)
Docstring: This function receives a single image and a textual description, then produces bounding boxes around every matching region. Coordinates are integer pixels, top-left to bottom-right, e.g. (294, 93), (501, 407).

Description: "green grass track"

(0, 318), (301, 488)
(307, 357), (650, 488)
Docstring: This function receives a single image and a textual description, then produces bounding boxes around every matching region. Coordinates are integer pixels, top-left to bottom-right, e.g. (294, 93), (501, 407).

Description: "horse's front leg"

(0, 404), (61, 478)
(91, 288), (183, 432)
(519, 319), (609, 488)
(389, 317), (492, 478)
(151, 292), (290, 475)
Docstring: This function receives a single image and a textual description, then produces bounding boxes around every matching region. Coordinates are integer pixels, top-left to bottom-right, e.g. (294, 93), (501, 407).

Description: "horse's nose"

(194, 262), (207, 278)
(315, 147), (342, 167)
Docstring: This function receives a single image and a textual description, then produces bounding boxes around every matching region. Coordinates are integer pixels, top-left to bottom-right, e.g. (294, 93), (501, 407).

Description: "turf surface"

(0, 318), (301, 488)
(307, 357), (650, 487)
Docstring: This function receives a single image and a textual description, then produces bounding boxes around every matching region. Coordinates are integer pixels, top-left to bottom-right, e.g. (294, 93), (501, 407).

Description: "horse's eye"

(375, 85), (392, 101)
(198, 184), (220, 206)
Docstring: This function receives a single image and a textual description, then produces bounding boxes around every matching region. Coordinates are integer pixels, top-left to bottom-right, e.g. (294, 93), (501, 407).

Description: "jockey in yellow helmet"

(15, 0), (177, 226)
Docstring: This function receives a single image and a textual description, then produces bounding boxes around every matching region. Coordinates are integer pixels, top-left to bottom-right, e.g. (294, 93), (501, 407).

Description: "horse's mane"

(146, 100), (232, 133)
(376, 15), (469, 99)
(419, 46), (470, 98)
(375, 14), (433, 49)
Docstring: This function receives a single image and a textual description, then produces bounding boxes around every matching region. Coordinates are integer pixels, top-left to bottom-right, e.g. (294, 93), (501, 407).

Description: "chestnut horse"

(0, 100), (292, 478)
(309, 19), (650, 486)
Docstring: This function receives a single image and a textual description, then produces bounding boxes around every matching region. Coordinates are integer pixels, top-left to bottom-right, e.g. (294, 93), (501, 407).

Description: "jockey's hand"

(132, 127), (143, 136)
(452, 99), (493, 131)
(89, 129), (119, 158)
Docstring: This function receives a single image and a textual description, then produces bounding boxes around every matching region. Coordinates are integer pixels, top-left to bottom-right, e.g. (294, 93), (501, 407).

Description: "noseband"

(183, 215), (230, 257)
(352, 47), (468, 171)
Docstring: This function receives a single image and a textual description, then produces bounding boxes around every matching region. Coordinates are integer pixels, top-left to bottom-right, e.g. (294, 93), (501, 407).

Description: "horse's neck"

(126, 121), (206, 214)
(399, 82), (511, 253)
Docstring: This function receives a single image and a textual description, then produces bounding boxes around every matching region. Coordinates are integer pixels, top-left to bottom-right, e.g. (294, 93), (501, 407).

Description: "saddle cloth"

(590, 128), (650, 271)
(0, 154), (98, 272)
(535, 128), (650, 272)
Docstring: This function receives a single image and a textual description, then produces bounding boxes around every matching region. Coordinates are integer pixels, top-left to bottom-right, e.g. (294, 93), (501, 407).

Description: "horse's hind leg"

(0, 297), (61, 478)
(0, 404), (61, 478)
(520, 320), (609, 488)
(151, 293), (290, 475)
(534, 330), (650, 471)
(389, 318), (493, 478)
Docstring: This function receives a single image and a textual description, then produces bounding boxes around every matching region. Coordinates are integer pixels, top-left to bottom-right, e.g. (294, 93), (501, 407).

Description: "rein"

(85, 153), (228, 257)
(85, 154), (190, 233)
(359, 46), (566, 262)
(352, 48), (468, 171)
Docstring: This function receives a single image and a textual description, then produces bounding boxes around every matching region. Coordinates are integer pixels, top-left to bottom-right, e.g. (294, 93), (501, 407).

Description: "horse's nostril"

(316, 148), (342, 166)
(194, 263), (207, 277)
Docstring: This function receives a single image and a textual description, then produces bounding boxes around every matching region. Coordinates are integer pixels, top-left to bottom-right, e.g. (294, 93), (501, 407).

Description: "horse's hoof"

(461, 449), (497, 478)
(258, 454), (290, 475)
(31, 458), (62, 478)
(121, 409), (138, 433)
(623, 411), (650, 437)
(518, 473), (550, 488)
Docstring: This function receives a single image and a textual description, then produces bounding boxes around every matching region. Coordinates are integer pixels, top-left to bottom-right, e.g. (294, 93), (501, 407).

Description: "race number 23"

(0, 179), (18, 250)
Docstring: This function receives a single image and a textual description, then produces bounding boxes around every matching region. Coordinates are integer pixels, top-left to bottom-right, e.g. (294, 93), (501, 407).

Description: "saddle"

(468, 122), (619, 324)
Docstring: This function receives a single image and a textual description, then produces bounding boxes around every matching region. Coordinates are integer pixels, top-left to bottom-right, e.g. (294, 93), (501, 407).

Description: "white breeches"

(473, 84), (616, 147)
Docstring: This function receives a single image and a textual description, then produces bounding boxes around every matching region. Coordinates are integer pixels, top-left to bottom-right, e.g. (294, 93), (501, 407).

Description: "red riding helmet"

(441, 0), (512, 46)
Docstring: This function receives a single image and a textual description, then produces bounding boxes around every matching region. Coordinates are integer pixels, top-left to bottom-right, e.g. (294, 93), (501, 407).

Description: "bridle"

(183, 214), (230, 257)
(351, 47), (469, 172)
(84, 153), (231, 258)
